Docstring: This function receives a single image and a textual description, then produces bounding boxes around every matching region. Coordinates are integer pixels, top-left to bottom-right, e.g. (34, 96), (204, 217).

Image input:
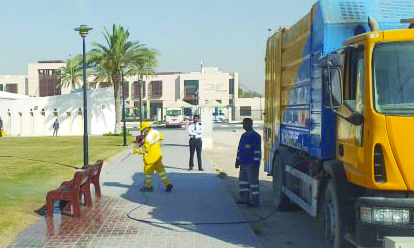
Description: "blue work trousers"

(239, 164), (260, 205)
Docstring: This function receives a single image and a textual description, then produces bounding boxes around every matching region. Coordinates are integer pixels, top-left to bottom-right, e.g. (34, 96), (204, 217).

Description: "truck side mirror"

(320, 52), (365, 126)
(347, 112), (364, 126)
(320, 53), (344, 110)
(323, 67), (343, 109)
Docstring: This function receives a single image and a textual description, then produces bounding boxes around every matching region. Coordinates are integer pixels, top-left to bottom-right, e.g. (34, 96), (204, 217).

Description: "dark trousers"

(189, 138), (202, 169)
(239, 164), (260, 205)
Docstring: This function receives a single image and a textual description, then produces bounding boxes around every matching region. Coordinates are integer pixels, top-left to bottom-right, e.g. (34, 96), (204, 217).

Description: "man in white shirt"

(188, 115), (203, 171)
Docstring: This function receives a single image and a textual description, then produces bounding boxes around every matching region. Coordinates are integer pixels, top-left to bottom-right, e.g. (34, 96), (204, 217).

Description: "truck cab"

(322, 27), (414, 247)
(264, 0), (414, 247)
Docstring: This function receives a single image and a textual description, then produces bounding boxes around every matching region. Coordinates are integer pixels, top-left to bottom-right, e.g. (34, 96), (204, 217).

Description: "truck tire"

(272, 153), (293, 210)
(323, 179), (346, 248)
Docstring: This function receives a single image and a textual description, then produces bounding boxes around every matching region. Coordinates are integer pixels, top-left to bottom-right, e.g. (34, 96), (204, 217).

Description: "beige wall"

(28, 62), (66, 96)
(177, 68), (237, 107)
(235, 97), (265, 121)
(120, 68), (239, 120)
(0, 75), (27, 95)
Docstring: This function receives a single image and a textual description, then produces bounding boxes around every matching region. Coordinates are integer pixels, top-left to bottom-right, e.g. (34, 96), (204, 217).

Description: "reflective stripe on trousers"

(238, 164), (260, 205)
(143, 158), (171, 188)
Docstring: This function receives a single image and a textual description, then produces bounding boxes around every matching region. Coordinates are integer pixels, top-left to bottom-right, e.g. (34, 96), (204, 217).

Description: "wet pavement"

(9, 129), (262, 248)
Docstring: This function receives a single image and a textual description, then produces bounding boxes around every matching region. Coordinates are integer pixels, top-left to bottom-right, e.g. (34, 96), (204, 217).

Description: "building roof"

(156, 72), (182, 75)
(0, 91), (30, 100)
(38, 60), (65, 63)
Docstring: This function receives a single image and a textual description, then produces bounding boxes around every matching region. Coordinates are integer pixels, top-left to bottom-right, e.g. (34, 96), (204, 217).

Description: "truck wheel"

(323, 179), (345, 248)
(272, 153), (293, 210)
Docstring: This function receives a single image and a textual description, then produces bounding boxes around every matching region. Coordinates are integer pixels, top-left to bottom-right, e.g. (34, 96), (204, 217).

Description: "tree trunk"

(113, 72), (122, 134)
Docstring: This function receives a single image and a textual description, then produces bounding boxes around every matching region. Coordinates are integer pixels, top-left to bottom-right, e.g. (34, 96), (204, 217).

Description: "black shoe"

(236, 200), (248, 205)
(165, 184), (173, 192)
(188, 167), (193, 171)
(140, 187), (154, 192)
(248, 203), (259, 207)
(198, 168), (204, 171)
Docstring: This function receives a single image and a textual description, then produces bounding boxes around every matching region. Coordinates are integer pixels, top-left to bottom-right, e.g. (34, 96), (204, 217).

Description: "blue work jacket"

(236, 130), (261, 166)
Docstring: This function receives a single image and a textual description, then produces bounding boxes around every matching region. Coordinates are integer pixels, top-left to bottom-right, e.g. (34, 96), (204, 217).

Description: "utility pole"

(122, 70), (127, 146)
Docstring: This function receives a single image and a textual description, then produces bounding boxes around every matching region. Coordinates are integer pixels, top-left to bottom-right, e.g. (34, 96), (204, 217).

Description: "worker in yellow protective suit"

(133, 122), (173, 192)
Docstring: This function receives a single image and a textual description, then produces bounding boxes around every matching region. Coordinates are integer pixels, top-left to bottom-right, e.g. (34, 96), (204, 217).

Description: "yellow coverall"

(137, 129), (172, 189)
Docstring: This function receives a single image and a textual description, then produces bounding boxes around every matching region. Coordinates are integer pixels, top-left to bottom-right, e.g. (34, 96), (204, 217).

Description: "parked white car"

(212, 112), (228, 123)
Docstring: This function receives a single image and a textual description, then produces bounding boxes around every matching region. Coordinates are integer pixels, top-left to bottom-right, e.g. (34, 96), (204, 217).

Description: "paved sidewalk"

(9, 130), (262, 248)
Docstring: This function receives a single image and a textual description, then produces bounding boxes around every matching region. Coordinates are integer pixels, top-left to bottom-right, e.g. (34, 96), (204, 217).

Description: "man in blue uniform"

(235, 118), (262, 207)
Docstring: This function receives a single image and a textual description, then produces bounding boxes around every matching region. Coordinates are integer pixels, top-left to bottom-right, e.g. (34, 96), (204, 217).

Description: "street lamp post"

(139, 79), (143, 124)
(74, 24), (92, 169)
(121, 70), (127, 146)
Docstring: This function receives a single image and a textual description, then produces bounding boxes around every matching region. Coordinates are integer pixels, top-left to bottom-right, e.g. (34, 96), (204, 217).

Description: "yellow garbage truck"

(264, 0), (414, 247)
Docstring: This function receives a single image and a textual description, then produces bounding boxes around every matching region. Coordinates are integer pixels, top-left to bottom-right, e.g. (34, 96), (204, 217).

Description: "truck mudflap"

(355, 197), (414, 248)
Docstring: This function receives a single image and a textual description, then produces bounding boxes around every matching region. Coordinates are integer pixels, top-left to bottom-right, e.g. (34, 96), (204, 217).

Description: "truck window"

(345, 47), (364, 112)
(373, 42), (414, 114)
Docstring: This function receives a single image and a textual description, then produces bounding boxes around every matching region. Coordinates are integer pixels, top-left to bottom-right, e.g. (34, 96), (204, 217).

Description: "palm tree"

(88, 24), (159, 133)
(126, 48), (159, 120)
(57, 55), (83, 90)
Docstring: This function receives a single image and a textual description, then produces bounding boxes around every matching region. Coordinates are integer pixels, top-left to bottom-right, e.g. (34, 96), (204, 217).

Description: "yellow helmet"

(140, 122), (152, 131)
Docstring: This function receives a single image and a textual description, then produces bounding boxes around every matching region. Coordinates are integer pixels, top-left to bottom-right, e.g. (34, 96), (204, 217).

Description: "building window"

(5, 84), (18, 93)
(150, 102), (163, 120)
(39, 69), (61, 97)
(122, 81), (129, 98)
(229, 79), (234, 95)
(184, 80), (199, 105)
(184, 108), (192, 117)
(240, 106), (251, 116)
(132, 81), (145, 99)
(149, 81), (162, 98)
(0, 84), (3, 91)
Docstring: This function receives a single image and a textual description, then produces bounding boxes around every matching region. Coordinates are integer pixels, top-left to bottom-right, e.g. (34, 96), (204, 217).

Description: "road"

(128, 122), (264, 131)
(203, 129), (329, 248)
(149, 128), (328, 248)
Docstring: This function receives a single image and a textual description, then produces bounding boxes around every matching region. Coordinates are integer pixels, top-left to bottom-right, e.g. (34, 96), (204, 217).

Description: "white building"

(0, 87), (115, 137)
(122, 67), (239, 121)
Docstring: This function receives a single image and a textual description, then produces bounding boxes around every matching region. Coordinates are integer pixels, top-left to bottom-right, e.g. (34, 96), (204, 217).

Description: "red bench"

(46, 169), (91, 218)
(90, 160), (103, 197)
(45, 160), (103, 218)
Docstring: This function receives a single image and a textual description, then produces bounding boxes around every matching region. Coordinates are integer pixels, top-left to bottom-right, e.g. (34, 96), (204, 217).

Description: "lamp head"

(74, 25), (93, 37)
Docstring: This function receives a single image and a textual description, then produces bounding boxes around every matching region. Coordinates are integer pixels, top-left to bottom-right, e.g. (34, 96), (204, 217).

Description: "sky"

(0, 0), (318, 94)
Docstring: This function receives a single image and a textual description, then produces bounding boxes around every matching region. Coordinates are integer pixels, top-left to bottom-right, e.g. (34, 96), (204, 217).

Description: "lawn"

(0, 136), (130, 247)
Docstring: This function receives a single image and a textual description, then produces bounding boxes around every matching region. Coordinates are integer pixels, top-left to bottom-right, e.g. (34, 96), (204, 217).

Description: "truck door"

(337, 45), (365, 181)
